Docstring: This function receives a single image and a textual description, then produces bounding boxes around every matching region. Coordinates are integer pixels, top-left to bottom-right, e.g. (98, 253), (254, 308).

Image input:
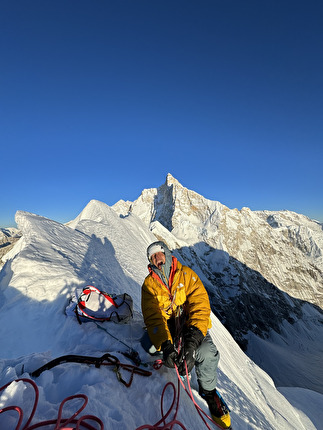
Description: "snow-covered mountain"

(0, 228), (20, 240)
(115, 174), (323, 308)
(113, 174), (323, 394)
(0, 178), (322, 429)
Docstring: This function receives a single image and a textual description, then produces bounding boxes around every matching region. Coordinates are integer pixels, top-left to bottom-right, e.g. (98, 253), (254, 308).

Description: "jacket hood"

(147, 241), (173, 283)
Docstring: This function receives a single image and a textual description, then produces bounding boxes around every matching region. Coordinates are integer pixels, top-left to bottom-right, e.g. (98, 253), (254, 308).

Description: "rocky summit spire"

(165, 173), (180, 187)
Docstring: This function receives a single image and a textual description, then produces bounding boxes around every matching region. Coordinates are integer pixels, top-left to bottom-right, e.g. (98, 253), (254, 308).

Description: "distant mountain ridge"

(113, 173), (323, 393)
(0, 227), (21, 268)
(114, 173), (323, 308)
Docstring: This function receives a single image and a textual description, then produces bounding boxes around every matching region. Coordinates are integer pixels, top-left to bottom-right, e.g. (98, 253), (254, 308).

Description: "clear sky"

(1, 0), (322, 227)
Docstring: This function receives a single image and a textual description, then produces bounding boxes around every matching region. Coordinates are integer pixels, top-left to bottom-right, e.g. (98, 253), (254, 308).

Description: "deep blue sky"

(1, 1), (322, 227)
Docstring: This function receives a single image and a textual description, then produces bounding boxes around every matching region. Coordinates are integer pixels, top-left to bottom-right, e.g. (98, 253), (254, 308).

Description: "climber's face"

(151, 252), (166, 270)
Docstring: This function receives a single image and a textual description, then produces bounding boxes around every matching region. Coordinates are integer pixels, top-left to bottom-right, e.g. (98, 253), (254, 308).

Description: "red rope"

(1, 363), (228, 430)
(139, 359), (226, 430)
(135, 377), (186, 430)
(0, 378), (104, 430)
(174, 361), (226, 430)
(0, 378), (39, 429)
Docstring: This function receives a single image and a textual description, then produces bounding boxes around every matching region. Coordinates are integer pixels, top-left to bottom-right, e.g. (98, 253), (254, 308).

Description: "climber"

(141, 240), (231, 429)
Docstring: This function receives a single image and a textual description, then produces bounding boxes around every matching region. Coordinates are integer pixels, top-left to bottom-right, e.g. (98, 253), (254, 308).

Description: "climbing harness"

(0, 378), (104, 430)
(31, 353), (152, 388)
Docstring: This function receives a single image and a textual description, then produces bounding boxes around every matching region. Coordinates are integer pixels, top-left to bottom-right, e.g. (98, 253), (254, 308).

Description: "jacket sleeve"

(141, 277), (172, 349)
(184, 268), (211, 336)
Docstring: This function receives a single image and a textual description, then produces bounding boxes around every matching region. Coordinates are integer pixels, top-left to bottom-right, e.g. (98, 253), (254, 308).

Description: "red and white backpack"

(70, 285), (133, 324)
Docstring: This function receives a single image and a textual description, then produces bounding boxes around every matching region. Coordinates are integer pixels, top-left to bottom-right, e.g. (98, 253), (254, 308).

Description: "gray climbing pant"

(194, 332), (220, 391)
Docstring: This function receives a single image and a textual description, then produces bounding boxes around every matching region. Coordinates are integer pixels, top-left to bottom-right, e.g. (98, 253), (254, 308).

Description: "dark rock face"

(0, 228), (21, 268)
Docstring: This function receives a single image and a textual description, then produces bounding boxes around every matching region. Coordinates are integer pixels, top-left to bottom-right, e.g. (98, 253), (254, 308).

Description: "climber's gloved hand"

(177, 326), (204, 376)
(161, 340), (178, 368)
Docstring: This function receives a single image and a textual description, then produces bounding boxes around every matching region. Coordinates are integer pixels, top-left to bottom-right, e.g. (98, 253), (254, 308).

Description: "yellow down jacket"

(141, 257), (212, 349)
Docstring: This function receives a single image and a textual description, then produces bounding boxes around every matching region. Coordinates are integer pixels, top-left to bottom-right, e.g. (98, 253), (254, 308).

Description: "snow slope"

(0, 203), (322, 429)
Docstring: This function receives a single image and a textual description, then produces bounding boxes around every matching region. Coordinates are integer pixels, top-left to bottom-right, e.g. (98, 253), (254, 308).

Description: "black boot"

(199, 386), (231, 429)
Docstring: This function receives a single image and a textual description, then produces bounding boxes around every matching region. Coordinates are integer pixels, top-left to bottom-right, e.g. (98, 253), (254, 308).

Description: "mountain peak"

(165, 173), (181, 187)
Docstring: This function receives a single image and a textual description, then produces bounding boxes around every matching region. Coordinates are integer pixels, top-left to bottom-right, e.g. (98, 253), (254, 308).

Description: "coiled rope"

(0, 378), (103, 430)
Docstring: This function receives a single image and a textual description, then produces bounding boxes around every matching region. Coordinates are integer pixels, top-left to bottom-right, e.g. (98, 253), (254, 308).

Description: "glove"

(177, 326), (204, 376)
(162, 340), (178, 368)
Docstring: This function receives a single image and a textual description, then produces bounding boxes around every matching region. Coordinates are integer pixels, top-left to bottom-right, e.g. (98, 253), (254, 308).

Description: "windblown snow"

(0, 199), (322, 429)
